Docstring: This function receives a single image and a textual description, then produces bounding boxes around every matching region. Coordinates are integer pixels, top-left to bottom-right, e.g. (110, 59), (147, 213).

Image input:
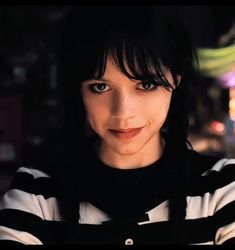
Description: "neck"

(97, 134), (165, 170)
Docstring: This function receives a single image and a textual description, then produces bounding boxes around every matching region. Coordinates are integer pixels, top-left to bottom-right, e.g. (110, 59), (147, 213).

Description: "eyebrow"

(83, 77), (110, 83)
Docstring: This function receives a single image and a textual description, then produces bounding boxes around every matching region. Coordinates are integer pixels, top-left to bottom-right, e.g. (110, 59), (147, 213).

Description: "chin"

(111, 145), (142, 156)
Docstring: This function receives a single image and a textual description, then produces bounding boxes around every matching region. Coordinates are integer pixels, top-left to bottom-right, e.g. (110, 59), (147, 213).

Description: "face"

(81, 55), (174, 162)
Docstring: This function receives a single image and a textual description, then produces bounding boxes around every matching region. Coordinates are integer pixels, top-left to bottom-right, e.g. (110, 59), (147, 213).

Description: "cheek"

(83, 97), (109, 128)
(148, 91), (172, 122)
(83, 95), (98, 114)
(160, 89), (172, 108)
(86, 101), (108, 117)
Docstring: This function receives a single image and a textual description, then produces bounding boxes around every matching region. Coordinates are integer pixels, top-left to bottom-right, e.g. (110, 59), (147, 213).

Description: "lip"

(109, 127), (144, 139)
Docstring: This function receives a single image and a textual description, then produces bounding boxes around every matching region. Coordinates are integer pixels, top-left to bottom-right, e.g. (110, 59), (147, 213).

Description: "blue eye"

(138, 81), (157, 91)
(88, 83), (110, 93)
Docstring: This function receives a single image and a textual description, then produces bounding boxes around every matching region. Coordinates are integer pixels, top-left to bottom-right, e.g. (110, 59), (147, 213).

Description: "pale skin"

(81, 55), (176, 170)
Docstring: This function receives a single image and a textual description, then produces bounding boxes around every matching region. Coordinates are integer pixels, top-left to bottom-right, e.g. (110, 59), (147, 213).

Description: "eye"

(138, 81), (158, 91)
(88, 83), (110, 93)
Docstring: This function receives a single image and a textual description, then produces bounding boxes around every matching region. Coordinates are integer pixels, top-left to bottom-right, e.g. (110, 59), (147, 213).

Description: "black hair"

(39, 6), (198, 243)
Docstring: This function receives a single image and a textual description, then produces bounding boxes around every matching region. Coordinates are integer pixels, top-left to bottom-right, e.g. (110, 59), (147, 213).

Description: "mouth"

(109, 126), (144, 139)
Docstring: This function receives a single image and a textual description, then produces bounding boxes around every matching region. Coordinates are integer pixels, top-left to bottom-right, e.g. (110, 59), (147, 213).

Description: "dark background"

(0, 5), (235, 197)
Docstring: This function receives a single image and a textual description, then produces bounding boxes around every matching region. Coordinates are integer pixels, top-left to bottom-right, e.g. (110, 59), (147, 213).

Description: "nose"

(111, 90), (135, 120)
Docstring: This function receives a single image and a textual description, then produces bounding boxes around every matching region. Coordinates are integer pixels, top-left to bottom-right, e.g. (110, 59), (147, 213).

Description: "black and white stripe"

(0, 153), (235, 244)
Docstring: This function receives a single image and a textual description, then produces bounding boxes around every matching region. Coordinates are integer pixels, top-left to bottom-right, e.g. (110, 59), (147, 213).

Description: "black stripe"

(76, 218), (215, 244)
(0, 240), (24, 245)
(138, 218), (216, 244)
(183, 217), (215, 244)
(189, 150), (220, 176)
(1, 207), (234, 244)
(0, 209), (44, 242)
(214, 200), (235, 229)
(8, 171), (57, 199)
(183, 200), (235, 244)
(136, 201), (235, 244)
(188, 163), (235, 197)
(0, 209), (69, 244)
(223, 236), (235, 244)
(137, 221), (185, 244)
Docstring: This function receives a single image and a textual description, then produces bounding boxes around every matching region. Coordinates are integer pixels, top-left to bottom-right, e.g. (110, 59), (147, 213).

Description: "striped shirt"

(0, 148), (235, 245)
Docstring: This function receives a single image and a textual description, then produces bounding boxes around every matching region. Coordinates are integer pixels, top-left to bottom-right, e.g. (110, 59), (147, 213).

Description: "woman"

(0, 6), (235, 245)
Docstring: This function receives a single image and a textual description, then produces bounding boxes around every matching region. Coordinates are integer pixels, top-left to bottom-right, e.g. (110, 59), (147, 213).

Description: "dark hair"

(41, 6), (198, 243)
(58, 5), (197, 148)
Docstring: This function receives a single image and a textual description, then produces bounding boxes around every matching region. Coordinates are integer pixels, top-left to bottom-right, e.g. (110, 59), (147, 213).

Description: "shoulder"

(188, 149), (235, 198)
(187, 150), (235, 198)
(15, 166), (51, 178)
(0, 166), (62, 244)
(188, 149), (235, 177)
(0, 165), (62, 221)
(186, 151), (235, 244)
(7, 166), (57, 199)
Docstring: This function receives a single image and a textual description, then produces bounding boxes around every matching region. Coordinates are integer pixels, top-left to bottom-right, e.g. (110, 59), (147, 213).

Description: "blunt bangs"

(60, 6), (194, 93)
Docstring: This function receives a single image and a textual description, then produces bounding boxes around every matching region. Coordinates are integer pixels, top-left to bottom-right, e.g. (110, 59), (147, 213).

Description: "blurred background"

(1, 5), (235, 197)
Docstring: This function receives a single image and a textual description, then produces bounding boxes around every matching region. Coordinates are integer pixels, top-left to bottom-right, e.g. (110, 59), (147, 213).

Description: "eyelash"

(138, 81), (158, 91)
(88, 83), (110, 93)
(88, 81), (158, 94)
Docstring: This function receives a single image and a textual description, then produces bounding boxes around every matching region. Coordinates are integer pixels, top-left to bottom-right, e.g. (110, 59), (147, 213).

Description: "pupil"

(98, 84), (105, 90)
(143, 82), (150, 89)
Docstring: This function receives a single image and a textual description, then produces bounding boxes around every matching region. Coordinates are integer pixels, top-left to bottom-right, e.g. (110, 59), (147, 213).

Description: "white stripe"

(0, 189), (62, 221)
(190, 241), (214, 245)
(138, 201), (169, 225)
(16, 167), (50, 179)
(215, 221), (235, 244)
(186, 180), (235, 220)
(0, 225), (42, 244)
(79, 202), (110, 224)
